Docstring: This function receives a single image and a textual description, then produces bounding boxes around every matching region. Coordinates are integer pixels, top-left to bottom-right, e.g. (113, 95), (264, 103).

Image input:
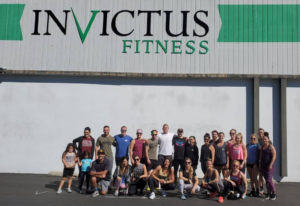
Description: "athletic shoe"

(114, 190), (119, 196)
(119, 189), (124, 193)
(155, 187), (160, 190)
(161, 189), (167, 197)
(180, 194), (186, 200)
(79, 190), (82, 194)
(149, 192), (155, 200)
(92, 190), (99, 197)
(247, 191), (254, 197)
(270, 194), (277, 200)
(242, 194), (247, 199)
(146, 186), (150, 191)
(139, 191), (144, 196)
(201, 189), (208, 194)
(67, 188), (72, 193)
(187, 191), (192, 197)
(209, 191), (218, 198)
(56, 189), (62, 194)
(76, 188), (80, 193)
(218, 196), (224, 203)
(259, 188), (264, 195)
(264, 194), (270, 200)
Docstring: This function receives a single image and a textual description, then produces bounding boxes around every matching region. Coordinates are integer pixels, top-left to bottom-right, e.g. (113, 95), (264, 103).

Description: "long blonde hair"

(185, 157), (194, 179)
(235, 133), (244, 145)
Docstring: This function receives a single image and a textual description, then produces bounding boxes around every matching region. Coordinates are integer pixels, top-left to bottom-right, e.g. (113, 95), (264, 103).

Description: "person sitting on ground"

(222, 160), (248, 200)
(128, 155), (147, 196)
(113, 156), (131, 196)
(148, 158), (176, 199)
(90, 149), (111, 197)
(178, 157), (200, 200)
(200, 159), (224, 203)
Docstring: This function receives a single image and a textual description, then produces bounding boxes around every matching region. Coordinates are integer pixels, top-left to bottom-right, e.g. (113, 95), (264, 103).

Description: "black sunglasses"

(134, 158), (140, 161)
(185, 162), (191, 165)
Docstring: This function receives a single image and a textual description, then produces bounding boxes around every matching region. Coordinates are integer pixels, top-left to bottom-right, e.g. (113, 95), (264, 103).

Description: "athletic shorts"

(97, 179), (110, 192)
(146, 159), (159, 171)
(63, 168), (75, 177)
(247, 163), (258, 168)
(214, 163), (227, 167)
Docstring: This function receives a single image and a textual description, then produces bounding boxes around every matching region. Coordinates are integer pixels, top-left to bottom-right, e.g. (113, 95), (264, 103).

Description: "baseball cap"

(97, 149), (105, 155)
(178, 128), (184, 133)
(137, 129), (143, 133)
(151, 130), (158, 135)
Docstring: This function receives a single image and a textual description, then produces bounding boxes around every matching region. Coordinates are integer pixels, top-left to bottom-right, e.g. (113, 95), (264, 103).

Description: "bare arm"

(151, 166), (161, 181)
(62, 153), (68, 168)
(192, 175), (199, 189)
(242, 144), (247, 165)
(240, 172), (248, 195)
(179, 170), (188, 182)
(78, 158), (82, 166)
(139, 165), (148, 179)
(226, 144), (230, 168)
(209, 145), (215, 164)
(145, 145), (150, 164)
(208, 170), (219, 184)
(201, 172), (208, 185)
(130, 140), (135, 165)
(269, 145), (277, 168)
(166, 168), (175, 184)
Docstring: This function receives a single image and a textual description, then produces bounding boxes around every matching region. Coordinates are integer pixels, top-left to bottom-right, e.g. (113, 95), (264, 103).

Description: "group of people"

(56, 124), (277, 203)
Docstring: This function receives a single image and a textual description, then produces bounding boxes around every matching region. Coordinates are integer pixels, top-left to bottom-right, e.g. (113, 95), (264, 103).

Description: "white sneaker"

(149, 192), (156, 199)
(56, 189), (62, 194)
(67, 188), (72, 193)
(114, 190), (119, 196)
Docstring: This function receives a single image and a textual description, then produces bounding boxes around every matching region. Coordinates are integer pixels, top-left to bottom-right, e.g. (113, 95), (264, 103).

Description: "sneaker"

(201, 189), (208, 194)
(161, 189), (167, 197)
(187, 191), (192, 197)
(209, 191), (218, 198)
(79, 190), (82, 194)
(56, 189), (62, 194)
(155, 187), (160, 190)
(67, 188), (72, 193)
(242, 194), (247, 199)
(264, 194), (270, 200)
(77, 188), (80, 193)
(247, 191), (254, 197)
(270, 194), (277, 200)
(180, 194), (186, 200)
(139, 191), (144, 196)
(114, 190), (119, 196)
(149, 192), (156, 200)
(146, 186), (150, 191)
(259, 188), (264, 195)
(92, 190), (99, 197)
(218, 196), (224, 203)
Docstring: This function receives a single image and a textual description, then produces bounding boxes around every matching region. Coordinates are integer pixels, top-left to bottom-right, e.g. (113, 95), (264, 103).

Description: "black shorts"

(63, 168), (75, 177)
(247, 163), (258, 168)
(146, 159), (159, 171)
(214, 163), (227, 167)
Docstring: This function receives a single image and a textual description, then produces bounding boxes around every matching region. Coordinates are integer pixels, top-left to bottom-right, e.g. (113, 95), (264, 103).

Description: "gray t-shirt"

(147, 138), (158, 160)
(96, 135), (115, 158)
(65, 152), (76, 167)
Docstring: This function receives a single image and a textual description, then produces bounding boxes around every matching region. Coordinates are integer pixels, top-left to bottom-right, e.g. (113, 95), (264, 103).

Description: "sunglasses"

(134, 159), (140, 161)
(233, 165), (239, 167)
(204, 139), (209, 141)
(121, 130), (127, 132)
(250, 138), (256, 140)
(137, 133), (142, 134)
(185, 162), (191, 165)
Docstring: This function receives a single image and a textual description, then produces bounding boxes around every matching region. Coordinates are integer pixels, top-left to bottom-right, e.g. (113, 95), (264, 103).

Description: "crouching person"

(90, 149), (111, 197)
(113, 156), (131, 196)
(200, 159), (224, 203)
(178, 157), (200, 200)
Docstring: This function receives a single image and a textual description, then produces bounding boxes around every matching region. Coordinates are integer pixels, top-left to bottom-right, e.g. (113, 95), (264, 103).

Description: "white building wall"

(0, 76), (252, 178)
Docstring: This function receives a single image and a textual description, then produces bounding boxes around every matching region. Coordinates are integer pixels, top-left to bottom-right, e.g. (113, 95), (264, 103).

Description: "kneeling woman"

(178, 157), (200, 200)
(128, 155), (147, 196)
(200, 159), (224, 203)
(223, 160), (248, 199)
(148, 158), (175, 199)
(113, 156), (131, 196)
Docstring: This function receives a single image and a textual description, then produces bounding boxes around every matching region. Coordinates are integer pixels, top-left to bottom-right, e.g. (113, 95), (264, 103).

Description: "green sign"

(218, 5), (300, 42)
(0, 4), (25, 41)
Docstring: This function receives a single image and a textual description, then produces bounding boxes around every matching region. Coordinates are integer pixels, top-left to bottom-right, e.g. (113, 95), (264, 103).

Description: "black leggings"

(223, 181), (245, 196)
(128, 178), (146, 195)
(148, 176), (175, 192)
(173, 159), (185, 183)
(79, 171), (90, 190)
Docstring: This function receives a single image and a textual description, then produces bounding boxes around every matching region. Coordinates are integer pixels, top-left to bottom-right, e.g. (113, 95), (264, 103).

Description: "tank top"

(227, 141), (234, 158)
(205, 169), (224, 187)
(214, 141), (227, 164)
(133, 163), (144, 180)
(247, 143), (259, 163)
(133, 139), (144, 159)
(201, 144), (211, 161)
(230, 170), (241, 185)
(65, 152), (76, 167)
(231, 144), (244, 160)
(261, 145), (272, 168)
(157, 168), (169, 180)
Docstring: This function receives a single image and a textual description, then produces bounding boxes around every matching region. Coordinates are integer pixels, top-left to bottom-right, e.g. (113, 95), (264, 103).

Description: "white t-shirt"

(158, 133), (174, 155)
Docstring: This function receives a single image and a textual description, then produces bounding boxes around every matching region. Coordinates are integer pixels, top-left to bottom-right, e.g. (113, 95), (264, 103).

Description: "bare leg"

(67, 176), (73, 188)
(58, 177), (67, 189)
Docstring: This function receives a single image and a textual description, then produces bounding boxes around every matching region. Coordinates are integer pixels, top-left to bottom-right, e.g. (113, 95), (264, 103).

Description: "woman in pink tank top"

(226, 129), (236, 170)
(231, 133), (247, 173)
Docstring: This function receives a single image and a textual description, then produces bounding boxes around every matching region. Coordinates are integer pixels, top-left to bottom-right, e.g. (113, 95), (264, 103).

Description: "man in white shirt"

(157, 124), (175, 166)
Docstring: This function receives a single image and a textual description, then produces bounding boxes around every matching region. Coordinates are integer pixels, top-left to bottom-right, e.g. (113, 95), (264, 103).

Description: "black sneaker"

(270, 194), (277, 200)
(247, 191), (254, 197)
(264, 194), (270, 200)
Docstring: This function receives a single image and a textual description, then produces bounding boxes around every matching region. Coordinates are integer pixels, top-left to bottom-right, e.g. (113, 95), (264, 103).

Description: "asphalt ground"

(0, 174), (298, 206)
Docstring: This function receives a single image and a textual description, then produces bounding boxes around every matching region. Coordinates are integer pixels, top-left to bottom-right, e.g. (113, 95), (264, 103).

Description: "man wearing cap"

(114, 126), (133, 166)
(90, 149), (111, 197)
(172, 128), (188, 184)
(157, 124), (175, 166)
(130, 129), (146, 165)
